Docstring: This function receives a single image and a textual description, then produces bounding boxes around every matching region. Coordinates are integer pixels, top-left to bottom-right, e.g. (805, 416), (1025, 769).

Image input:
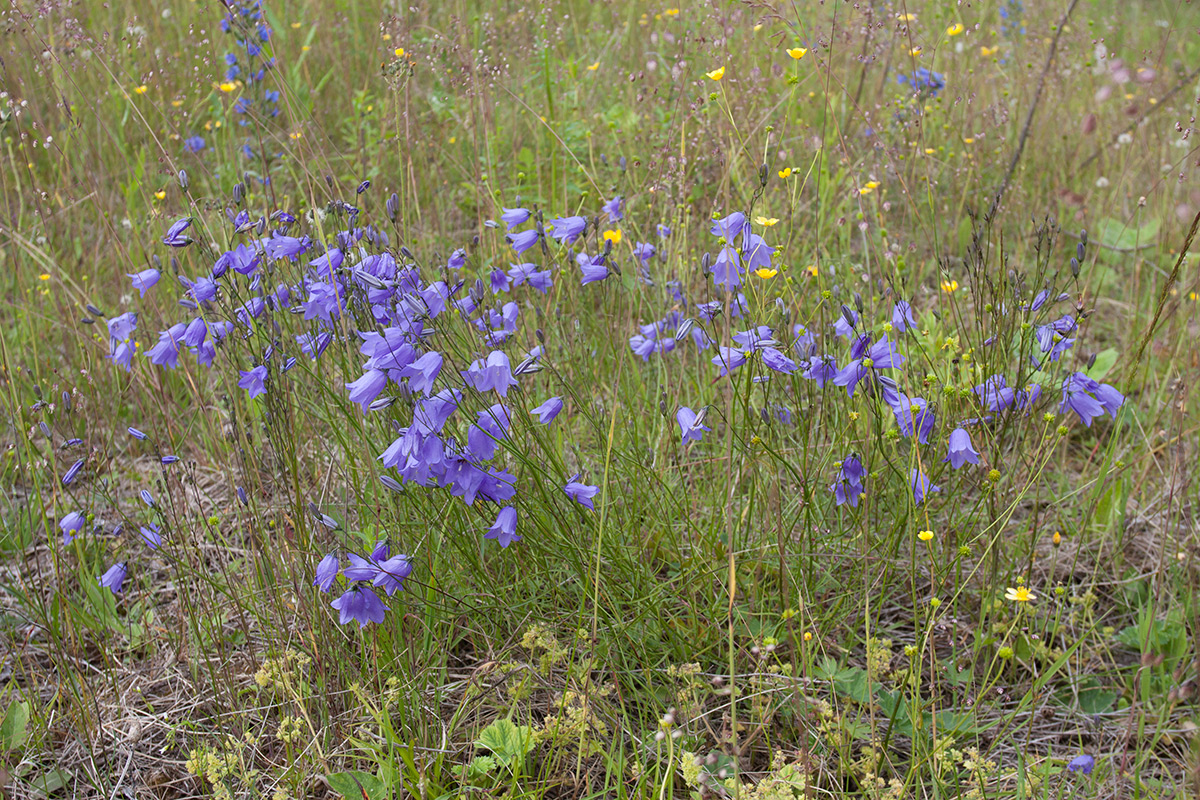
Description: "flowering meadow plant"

(4, 0), (1196, 796)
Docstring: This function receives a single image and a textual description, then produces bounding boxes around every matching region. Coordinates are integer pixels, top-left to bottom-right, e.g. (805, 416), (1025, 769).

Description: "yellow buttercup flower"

(754, 216), (779, 227)
(806, 264), (818, 277)
(394, 47), (406, 57)
(602, 229), (622, 245)
(706, 66), (725, 81)
(909, 46), (923, 57)
(947, 23), (964, 36)
(134, 85), (149, 95)
(897, 13), (916, 22)
(803, 631), (813, 641)
(1005, 586), (1036, 603)
(777, 167), (792, 179)
(154, 190), (166, 201)
(980, 45), (999, 57)
(918, 529), (934, 542)
(586, 61), (599, 71)
(219, 81), (238, 93)
(665, 8), (680, 16)
(941, 279), (959, 293)
(865, 180), (880, 189)
(754, 268), (778, 279)
(858, 186), (874, 195)
(38, 273), (50, 281)
(787, 47), (808, 60)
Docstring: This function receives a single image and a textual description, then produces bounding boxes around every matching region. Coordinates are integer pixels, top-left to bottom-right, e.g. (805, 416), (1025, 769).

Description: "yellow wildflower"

(706, 66), (725, 81)
(806, 264), (818, 277)
(777, 167), (792, 179)
(1005, 586), (1036, 603)
(787, 47), (808, 60)
(754, 216), (779, 227)
(980, 45), (999, 57)
(394, 47), (406, 57)
(946, 23), (964, 36)
(219, 82), (238, 93)
(587, 61), (599, 71)
(754, 268), (778, 279)
(602, 229), (622, 245)
(918, 530), (934, 542)
(134, 85), (148, 95)
(941, 279), (959, 293)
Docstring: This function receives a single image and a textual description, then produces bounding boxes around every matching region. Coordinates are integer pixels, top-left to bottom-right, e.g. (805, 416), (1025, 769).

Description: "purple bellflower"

(485, 506), (521, 547)
(330, 585), (388, 628)
(531, 396), (564, 424)
(238, 365), (268, 399)
(676, 406), (711, 444)
(564, 476), (600, 510)
(943, 428), (981, 469)
(98, 563), (128, 594)
(313, 553), (339, 592)
(127, 269), (161, 297)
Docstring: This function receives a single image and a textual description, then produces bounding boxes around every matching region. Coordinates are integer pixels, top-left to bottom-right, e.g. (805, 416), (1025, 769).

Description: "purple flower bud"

(140, 489), (155, 507)
(62, 459), (84, 486)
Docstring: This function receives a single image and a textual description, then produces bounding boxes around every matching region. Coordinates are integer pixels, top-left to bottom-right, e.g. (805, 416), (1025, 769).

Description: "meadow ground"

(2, 0), (1200, 798)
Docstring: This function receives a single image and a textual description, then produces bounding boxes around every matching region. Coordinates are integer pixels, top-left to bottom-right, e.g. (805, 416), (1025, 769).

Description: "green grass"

(2, 0), (1200, 798)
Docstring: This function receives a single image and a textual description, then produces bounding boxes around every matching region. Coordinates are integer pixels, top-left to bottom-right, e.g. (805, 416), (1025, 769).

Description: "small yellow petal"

(806, 264), (819, 277)
(909, 46), (923, 57)
(706, 66), (725, 81)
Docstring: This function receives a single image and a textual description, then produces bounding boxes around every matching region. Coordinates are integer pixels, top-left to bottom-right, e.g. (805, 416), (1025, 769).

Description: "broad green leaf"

(0, 700), (29, 750)
(327, 771), (388, 800)
(475, 718), (535, 767)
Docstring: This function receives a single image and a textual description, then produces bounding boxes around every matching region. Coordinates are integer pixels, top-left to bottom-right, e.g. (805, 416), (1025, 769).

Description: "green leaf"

(28, 769), (70, 798)
(833, 666), (872, 704)
(1077, 685), (1121, 714)
(0, 699), (29, 750)
(475, 718), (535, 767)
(327, 771), (388, 800)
